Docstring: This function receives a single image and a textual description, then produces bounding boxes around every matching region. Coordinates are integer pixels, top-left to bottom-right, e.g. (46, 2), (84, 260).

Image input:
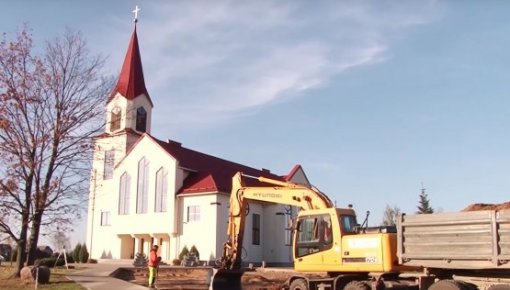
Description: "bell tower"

(93, 9), (154, 181)
(87, 7), (154, 259)
(106, 22), (153, 137)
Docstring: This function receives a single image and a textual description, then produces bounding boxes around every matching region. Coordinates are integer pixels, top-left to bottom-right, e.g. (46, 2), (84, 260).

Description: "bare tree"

(52, 230), (71, 254)
(381, 204), (401, 226)
(0, 26), (112, 275)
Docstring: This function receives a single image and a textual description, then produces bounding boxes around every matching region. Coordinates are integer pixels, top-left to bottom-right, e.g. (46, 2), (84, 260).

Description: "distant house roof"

(149, 136), (287, 195)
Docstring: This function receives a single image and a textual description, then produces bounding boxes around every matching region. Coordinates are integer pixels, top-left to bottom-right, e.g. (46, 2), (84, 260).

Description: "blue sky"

(3, 1), (510, 245)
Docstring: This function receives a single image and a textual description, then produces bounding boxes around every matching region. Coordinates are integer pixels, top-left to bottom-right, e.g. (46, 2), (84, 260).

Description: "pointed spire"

(108, 25), (153, 106)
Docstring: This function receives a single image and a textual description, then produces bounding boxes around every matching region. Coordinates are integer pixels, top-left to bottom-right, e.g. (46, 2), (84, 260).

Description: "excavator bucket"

(209, 269), (244, 290)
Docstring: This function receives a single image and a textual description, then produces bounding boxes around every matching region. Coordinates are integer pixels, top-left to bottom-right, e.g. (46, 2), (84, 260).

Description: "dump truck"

(211, 172), (510, 290)
(397, 210), (510, 290)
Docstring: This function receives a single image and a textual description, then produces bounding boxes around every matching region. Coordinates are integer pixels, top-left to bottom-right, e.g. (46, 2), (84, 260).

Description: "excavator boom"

(212, 172), (336, 289)
(222, 172), (334, 269)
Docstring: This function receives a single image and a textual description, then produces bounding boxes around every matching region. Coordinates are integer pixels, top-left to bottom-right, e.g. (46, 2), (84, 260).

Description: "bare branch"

(0, 26), (113, 270)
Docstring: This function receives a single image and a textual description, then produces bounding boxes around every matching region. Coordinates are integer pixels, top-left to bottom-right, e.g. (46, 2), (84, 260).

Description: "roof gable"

(284, 164), (311, 186)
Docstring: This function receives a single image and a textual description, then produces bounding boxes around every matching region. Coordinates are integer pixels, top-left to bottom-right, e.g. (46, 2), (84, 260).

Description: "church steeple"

(105, 10), (153, 136)
(108, 25), (153, 106)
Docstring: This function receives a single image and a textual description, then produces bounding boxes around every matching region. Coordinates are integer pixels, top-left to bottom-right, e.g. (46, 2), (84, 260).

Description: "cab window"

(340, 215), (357, 234)
(295, 215), (333, 257)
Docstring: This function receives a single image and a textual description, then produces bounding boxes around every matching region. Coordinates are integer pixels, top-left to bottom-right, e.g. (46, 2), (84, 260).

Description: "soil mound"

(462, 201), (510, 211)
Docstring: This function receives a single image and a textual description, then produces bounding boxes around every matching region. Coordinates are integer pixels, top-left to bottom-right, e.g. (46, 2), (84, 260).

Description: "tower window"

(103, 149), (115, 180)
(136, 107), (147, 132)
(110, 107), (121, 132)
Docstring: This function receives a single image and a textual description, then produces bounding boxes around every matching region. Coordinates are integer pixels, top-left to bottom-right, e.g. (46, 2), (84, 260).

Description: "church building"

(85, 20), (311, 265)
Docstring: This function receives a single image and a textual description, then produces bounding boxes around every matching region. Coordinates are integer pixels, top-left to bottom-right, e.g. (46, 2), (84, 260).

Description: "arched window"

(110, 107), (121, 132)
(155, 167), (168, 212)
(136, 157), (149, 214)
(119, 172), (130, 215)
(136, 107), (147, 132)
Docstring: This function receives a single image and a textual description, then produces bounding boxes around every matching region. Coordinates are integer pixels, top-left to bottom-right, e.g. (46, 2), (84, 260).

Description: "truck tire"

(343, 281), (371, 290)
(487, 285), (510, 290)
(428, 280), (467, 290)
(290, 278), (308, 290)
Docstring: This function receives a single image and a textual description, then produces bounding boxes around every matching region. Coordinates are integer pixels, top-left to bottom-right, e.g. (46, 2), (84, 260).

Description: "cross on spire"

(132, 5), (140, 23)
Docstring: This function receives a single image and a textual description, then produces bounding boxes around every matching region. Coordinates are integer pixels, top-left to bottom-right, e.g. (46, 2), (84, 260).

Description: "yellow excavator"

(212, 172), (414, 290)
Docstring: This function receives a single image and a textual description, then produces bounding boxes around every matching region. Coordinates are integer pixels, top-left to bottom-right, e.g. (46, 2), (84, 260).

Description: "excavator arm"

(219, 172), (334, 270)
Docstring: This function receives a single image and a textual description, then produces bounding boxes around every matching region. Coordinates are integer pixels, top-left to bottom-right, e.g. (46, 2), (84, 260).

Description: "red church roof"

(150, 136), (285, 194)
(108, 25), (153, 106)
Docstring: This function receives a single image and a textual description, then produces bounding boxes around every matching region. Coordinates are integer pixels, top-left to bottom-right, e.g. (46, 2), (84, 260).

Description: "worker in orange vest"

(148, 244), (162, 288)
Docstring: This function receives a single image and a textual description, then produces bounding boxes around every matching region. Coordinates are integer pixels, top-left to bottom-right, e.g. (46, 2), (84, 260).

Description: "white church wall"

(243, 203), (263, 263)
(215, 194), (229, 260)
(114, 136), (177, 234)
(105, 95), (128, 134)
(178, 193), (220, 262)
(87, 136), (130, 259)
(106, 94), (153, 134)
(127, 95), (153, 134)
(87, 135), (180, 260)
(262, 204), (293, 264)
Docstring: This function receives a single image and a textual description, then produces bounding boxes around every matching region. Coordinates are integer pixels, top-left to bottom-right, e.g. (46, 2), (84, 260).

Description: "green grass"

(0, 265), (86, 290)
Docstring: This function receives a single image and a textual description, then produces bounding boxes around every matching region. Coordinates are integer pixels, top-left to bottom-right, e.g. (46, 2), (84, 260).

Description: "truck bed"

(397, 210), (510, 269)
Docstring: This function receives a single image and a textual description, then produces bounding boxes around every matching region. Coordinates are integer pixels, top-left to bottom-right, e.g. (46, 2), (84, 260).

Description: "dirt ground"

(114, 266), (323, 290)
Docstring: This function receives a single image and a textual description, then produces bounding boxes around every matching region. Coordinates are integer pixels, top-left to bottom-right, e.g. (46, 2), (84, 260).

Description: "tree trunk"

(14, 210), (30, 277)
(15, 243), (27, 277)
(27, 210), (43, 266)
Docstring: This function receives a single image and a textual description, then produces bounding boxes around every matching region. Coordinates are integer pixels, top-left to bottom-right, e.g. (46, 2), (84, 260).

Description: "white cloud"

(100, 1), (439, 129)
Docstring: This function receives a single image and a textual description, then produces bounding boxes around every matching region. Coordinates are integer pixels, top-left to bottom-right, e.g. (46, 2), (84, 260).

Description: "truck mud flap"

(209, 268), (244, 290)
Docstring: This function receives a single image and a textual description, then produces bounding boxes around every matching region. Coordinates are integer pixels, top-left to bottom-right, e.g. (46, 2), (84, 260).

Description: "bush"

(189, 245), (200, 259)
(36, 257), (66, 268)
(172, 259), (181, 266)
(65, 252), (75, 263)
(79, 244), (89, 263)
(34, 248), (51, 260)
(178, 246), (189, 261)
(87, 258), (97, 264)
(73, 243), (82, 263)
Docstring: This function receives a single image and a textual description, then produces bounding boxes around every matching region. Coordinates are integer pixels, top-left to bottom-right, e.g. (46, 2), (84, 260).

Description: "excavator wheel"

(209, 269), (244, 290)
(428, 280), (468, 290)
(289, 278), (308, 290)
(487, 284), (510, 290)
(343, 280), (371, 290)
(459, 281), (479, 290)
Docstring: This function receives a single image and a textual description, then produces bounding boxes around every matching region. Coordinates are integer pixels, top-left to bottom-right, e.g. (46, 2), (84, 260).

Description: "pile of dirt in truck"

(462, 201), (510, 211)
